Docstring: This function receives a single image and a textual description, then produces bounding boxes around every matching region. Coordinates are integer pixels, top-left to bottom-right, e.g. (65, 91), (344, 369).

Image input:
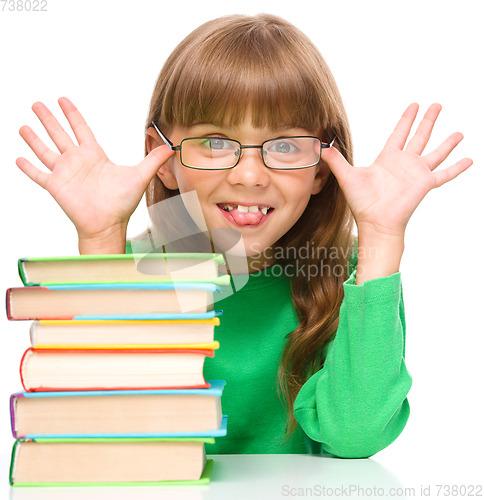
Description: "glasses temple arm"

(151, 121), (176, 149)
(322, 136), (337, 149)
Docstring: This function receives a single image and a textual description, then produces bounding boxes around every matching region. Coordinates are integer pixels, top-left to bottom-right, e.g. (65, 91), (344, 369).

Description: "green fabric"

(126, 240), (412, 458)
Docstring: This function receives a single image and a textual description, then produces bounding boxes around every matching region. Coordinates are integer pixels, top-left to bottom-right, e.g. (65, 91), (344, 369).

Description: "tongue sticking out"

(230, 208), (265, 225)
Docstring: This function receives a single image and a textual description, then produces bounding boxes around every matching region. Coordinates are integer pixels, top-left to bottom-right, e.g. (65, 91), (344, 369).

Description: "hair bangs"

(159, 16), (332, 134)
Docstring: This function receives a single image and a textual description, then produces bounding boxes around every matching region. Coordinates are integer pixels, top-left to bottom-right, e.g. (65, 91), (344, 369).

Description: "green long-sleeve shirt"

(126, 240), (412, 458)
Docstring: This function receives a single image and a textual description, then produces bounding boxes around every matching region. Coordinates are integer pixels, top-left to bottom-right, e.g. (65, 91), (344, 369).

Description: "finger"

(19, 125), (58, 171)
(406, 103), (442, 155)
(32, 102), (76, 154)
(384, 103), (419, 150)
(58, 97), (97, 145)
(138, 145), (175, 184)
(423, 132), (464, 171)
(432, 158), (473, 189)
(320, 142), (352, 185)
(16, 157), (49, 189)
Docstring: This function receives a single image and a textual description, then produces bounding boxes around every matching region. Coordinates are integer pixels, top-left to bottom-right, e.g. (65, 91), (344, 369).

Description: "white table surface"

(1, 451), (420, 500)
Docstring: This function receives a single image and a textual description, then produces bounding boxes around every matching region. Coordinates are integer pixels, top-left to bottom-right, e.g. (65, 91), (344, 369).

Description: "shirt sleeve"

(293, 265), (412, 459)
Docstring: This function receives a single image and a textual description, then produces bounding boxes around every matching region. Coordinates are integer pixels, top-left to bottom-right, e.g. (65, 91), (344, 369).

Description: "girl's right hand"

(16, 97), (175, 254)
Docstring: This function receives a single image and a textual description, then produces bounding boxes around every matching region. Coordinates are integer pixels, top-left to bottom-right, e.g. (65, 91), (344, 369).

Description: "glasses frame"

(151, 121), (336, 171)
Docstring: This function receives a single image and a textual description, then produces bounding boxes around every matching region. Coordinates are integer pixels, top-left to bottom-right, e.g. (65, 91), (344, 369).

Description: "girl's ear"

(145, 127), (179, 190)
(311, 161), (331, 195)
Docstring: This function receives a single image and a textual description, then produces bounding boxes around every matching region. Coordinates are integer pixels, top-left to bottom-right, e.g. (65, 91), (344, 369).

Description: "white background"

(0, 0), (482, 495)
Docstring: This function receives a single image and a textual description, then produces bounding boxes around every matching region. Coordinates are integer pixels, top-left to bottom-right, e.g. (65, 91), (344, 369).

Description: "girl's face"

(147, 116), (330, 273)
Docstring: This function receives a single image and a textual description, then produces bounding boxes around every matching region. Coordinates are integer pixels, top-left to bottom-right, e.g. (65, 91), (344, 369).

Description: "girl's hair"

(144, 13), (356, 440)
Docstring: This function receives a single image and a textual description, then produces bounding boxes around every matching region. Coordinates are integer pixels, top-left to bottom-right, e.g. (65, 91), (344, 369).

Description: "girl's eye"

(200, 138), (233, 150)
(268, 140), (299, 154)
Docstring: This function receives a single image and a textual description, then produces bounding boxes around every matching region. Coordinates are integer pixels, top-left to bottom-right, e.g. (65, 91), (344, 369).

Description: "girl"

(16, 14), (472, 458)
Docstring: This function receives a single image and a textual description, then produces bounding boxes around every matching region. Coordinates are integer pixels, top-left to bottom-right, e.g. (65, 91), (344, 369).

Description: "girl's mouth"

(216, 203), (275, 227)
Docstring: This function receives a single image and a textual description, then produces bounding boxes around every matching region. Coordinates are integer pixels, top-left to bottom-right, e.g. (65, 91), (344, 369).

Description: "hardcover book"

(10, 438), (215, 486)
(10, 381), (227, 438)
(6, 283), (223, 320)
(20, 348), (215, 392)
(29, 318), (220, 348)
(18, 252), (228, 286)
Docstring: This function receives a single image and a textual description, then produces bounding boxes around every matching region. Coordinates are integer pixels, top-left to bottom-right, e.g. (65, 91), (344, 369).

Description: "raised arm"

(16, 97), (174, 254)
(293, 104), (472, 457)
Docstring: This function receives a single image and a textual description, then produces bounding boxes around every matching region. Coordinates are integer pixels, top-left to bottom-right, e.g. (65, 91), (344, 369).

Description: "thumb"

(137, 145), (175, 183)
(320, 144), (351, 185)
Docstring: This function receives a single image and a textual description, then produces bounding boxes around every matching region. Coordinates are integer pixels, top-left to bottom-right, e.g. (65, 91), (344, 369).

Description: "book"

(6, 283), (223, 320)
(29, 318), (220, 348)
(10, 438), (215, 485)
(18, 253), (229, 286)
(20, 348), (215, 392)
(10, 381), (227, 438)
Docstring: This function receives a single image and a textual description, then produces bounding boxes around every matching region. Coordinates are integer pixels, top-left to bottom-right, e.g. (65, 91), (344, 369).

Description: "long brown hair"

(144, 14), (356, 439)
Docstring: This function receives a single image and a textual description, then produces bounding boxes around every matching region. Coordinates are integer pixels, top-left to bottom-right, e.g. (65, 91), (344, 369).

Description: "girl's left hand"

(322, 103), (473, 238)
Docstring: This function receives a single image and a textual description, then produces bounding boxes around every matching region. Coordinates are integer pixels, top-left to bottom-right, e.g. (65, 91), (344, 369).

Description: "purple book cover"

(10, 392), (25, 439)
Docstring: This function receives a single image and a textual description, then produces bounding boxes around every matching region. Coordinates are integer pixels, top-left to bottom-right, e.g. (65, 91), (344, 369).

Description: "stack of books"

(6, 253), (228, 487)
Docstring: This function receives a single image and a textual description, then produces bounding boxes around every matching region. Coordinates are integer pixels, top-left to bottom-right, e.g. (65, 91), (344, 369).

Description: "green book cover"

(10, 438), (216, 487)
(18, 253), (229, 286)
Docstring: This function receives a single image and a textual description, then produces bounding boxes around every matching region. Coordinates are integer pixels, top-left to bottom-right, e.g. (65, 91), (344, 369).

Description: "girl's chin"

(210, 229), (268, 257)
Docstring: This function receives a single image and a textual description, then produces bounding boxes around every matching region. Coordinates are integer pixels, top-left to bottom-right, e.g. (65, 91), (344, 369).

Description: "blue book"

(11, 380), (227, 439)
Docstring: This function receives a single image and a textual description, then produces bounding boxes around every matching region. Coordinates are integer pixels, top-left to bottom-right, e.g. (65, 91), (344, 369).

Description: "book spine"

(9, 439), (22, 486)
(5, 288), (12, 320)
(19, 348), (33, 392)
(9, 393), (24, 439)
(29, 321), (36, 346)
(17, 259), (29, 286)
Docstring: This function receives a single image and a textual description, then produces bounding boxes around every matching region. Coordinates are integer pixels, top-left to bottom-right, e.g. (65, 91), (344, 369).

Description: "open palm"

(322, 103), (473, 237)
(16, 97), (174, 242)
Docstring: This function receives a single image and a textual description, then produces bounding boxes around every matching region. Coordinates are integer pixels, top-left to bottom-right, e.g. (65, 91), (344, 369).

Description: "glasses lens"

(263, 137), (321, 169)
(181, 138), (239, 169)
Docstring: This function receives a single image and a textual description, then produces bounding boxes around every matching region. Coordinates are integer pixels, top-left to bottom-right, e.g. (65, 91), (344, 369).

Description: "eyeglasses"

(151, 122), (336, 170)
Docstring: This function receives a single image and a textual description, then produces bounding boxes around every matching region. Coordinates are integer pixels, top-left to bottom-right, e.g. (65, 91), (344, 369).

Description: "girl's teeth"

(221, 204), (271, 214)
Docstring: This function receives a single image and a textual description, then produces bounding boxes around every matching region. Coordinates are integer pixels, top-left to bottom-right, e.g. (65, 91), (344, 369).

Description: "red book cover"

(19, 348), (214, 392)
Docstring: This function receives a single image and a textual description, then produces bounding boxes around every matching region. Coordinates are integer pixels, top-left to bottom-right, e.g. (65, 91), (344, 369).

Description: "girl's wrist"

(354, 227), (405, 285)
(78, 224), (128, 255)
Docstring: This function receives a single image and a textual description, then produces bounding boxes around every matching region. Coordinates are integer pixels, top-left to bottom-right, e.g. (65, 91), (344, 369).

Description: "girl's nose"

(227, 148), (271, 187)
